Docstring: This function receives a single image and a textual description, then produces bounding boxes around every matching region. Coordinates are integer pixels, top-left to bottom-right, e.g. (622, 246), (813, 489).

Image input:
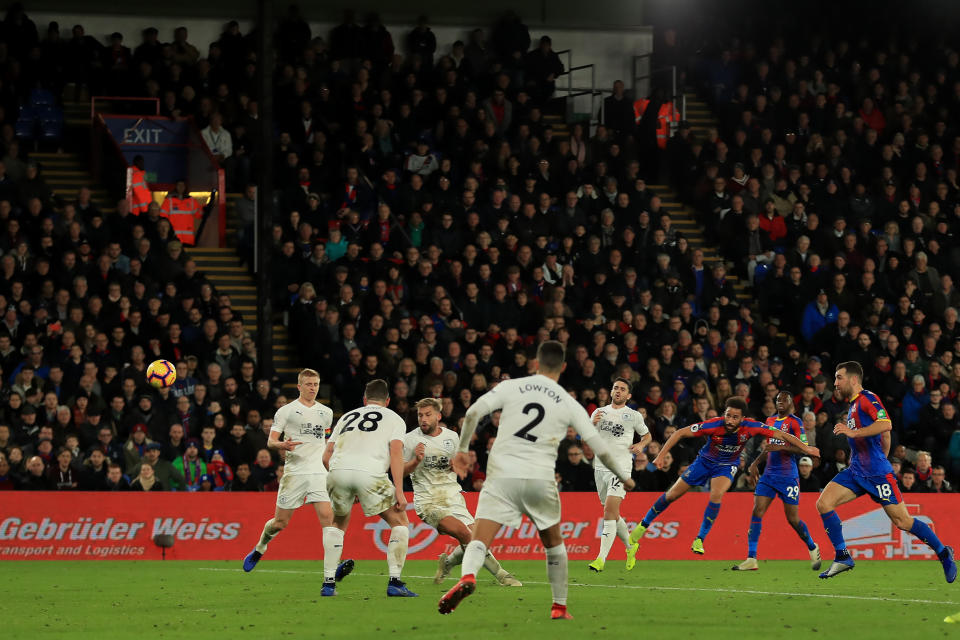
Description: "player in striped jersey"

(733, 391), (821, 571)
(629, 396), (819, 556)
(587, 377), (651, 573)
(816, 362), (956, 581)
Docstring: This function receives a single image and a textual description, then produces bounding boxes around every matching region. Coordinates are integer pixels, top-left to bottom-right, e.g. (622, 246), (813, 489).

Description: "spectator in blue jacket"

(801, 289), (839, 344)
(901, 375), (930, 435)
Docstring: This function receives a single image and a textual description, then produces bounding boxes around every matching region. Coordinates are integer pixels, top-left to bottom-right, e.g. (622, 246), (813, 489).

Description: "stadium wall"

(32, 12), (653, 107)
(0, 493), (952, 562)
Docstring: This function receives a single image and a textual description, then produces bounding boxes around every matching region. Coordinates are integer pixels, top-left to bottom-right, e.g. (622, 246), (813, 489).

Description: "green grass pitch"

(2, 559), (957, 639)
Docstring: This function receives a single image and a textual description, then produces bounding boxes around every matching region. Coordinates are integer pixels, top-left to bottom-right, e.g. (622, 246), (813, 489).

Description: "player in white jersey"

(403, 398), (521, 587)
(322, 379), (418, 597)
(242, 369), (353, 593)
(587, 377), (651, 573)
(438, 341), (635, 620)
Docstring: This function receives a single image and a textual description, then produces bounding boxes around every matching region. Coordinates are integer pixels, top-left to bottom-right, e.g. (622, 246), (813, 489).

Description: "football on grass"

(146, 359), (177, 388)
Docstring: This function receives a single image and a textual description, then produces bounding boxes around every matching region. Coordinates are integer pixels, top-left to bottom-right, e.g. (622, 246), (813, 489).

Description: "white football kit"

(404, 427), (474, 529)
(271, 398), (334, 509)
(328, 404), (407, 516)
(589, 404), (649, 503)
(463, 374), (621, 530)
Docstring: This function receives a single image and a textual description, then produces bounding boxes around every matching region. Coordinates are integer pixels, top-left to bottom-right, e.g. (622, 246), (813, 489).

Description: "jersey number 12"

(514, 403), (544, 442)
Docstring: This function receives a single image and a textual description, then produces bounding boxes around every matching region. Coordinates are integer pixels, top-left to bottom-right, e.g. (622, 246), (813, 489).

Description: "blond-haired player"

(404, 397), (520, 587)
(243, 369), (353, 592)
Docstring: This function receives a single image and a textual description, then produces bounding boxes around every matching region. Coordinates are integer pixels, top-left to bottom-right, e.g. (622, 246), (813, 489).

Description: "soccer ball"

(146, 359), (177, 388)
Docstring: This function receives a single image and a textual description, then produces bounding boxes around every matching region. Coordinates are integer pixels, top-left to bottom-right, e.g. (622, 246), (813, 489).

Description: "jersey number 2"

(341, 411), (382, 433)
(514, 403), (544, 442)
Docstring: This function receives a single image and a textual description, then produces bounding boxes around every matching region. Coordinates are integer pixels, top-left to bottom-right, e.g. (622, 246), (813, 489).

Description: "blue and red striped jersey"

(846, 389), (894, 477)
(691, 416), (774, 465)
(762, 413), (806, 478)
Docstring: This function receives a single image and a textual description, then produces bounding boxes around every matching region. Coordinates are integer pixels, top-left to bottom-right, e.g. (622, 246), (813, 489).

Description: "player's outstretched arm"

(654, 425), (698, 467)
(765, 430), (818, 458)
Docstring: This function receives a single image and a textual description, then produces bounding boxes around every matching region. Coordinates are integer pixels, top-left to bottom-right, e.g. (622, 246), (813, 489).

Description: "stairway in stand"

(187, 243), (298, 399)
(29, 151), (115, 219)
(683, 91), (720, 142)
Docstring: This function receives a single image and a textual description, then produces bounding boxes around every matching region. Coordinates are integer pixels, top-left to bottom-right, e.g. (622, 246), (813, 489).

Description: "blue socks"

(792, 520), (817, 551)
(697, 501), (722, 540)
(747, 516), (762, 558)
(641, 495), (671, 528)
(820, 510), (848, 559)
(910, 519), (946, 555)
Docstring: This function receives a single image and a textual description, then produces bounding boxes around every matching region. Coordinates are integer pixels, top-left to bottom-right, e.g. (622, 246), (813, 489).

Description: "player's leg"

(310, 500), (353, 589)
(439, 517), (501, 614)
(733, 493), (772, 570)
(379, 505), (417, 596)
(435, 516), (470, 582)
(782, 499), (820, 569)
(538, 524), (573, 620)
(815, 475), (860, 578)
(590, 492), (631, 572)
(244, 505), (295, 571)
(692, 474), (732, 553)
(882, 501), (956, 582)
(629, 476), (694, 545)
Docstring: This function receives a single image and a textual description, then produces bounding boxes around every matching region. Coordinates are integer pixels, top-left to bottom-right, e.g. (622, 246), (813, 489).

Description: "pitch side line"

(197, 567), (959, 606)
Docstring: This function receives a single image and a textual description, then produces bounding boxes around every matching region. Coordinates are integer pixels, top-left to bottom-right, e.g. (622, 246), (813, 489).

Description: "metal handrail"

(554, 49), (601, 130)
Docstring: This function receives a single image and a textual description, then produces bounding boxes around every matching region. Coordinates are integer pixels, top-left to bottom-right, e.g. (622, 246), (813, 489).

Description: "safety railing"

(555, 49), (605, 130)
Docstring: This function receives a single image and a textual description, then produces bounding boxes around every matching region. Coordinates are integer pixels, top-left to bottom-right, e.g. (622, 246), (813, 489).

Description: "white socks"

(545, 544), (568, 605)
(616, 518), (630, 546)
(387, 525), (409, 579)
(482, 549), (505, 576)
(597, 519), (617, 562)
(322, 526), (344, 580)
(461, 540), (486, 577)
(256, 518), (277, 553)
(445, 544), (465, 568)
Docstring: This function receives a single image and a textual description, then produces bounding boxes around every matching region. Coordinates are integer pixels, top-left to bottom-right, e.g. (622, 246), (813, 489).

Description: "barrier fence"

(0, 492), (954, 562)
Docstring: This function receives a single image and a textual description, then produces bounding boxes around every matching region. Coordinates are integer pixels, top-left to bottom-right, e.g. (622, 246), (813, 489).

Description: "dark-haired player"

(629, 396), (820, 555)
(816, 361), (956, 581)
(587, 377), (651, 573)
(439, 341), (635, 620)
(733, 390), (820, 571)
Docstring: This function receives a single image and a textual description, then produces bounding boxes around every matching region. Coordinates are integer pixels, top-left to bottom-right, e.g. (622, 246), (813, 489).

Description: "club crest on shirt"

(442, 439), (456, 454)
(303, 423), (325, 438)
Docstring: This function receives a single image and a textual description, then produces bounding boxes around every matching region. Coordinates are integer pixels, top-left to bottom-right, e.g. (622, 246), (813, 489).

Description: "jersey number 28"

(514, 403), (545, 442)
(340, 411), (382, 433)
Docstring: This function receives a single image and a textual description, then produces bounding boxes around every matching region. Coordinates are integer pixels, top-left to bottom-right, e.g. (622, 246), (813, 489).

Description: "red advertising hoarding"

(1, 492), (956, 561)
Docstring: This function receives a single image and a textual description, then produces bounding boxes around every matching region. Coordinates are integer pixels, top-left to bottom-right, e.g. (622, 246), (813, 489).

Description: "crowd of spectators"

(1, 3), (959, 496)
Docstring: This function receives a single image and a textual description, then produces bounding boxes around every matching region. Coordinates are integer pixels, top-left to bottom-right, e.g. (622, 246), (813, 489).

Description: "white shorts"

(415, 492), (475, 530)
(276, 473), (329, 510)
(327, 469), (395, 517)
(595, 468), (627, 504)
(475, 477), (561, 530)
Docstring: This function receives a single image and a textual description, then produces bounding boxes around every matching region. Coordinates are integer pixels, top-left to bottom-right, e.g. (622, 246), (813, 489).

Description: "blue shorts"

(831, 468), (902, 505)
(755, 475), (801, 505)
(681, 457), (738, 487)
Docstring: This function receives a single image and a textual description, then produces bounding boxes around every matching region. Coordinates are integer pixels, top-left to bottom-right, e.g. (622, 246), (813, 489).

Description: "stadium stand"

(0, 3), (957, 498)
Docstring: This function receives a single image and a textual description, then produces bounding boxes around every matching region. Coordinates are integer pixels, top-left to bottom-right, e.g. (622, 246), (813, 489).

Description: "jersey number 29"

(514, 403), (545, 442)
